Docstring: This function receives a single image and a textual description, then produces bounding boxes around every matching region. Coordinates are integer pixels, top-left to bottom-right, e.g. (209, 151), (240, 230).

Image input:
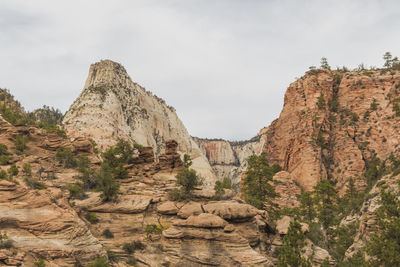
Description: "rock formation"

(194, 130), (268, 189)
(63, 60), (216, 185)
(198, 69), (400, 195)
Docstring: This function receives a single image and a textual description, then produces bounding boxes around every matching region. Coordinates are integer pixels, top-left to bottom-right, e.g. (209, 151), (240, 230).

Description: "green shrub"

(56, 147), (77, 168)
(168, 188), (186, 201)
(95, 163), (120, 202)
(351, 113), (359, 122)
(0, 232), (13, 249)
(317, 93), (326, 109)
(0, 170), (8, 180)
(277, 219), (311, 267)
(145, 224), (162, 240)
(24, 177), (46, 189)
(85, 213), (99, 224)
(67, 183), (85, 199)
(175, 154), (199, 195)
(113, 163), (128, 179)
(370, 99), (378, 111)
(88, 138), (99, 154)
(22, 163), (32, 176)
(14, 135), (28, 152)
(214, 177), (233, 199)
(126, 256), (137, 266)
(102, 228), (114, 239)
(133, 143), (143, 151)
(88, 256), (110, 267)
(76, 155), (90, 173)
(123, 240), (146, 254)
(102, 139), (134, 168)
(0, 155), (10, 165)
(0, 144), (10, 156)
(33, 259), (46, 267)
(241, 153), (278, 209)
(7, 164), (18, 177)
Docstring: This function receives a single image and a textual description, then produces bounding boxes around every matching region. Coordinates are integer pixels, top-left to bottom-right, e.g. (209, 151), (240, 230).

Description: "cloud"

(0, 0), (400, 140)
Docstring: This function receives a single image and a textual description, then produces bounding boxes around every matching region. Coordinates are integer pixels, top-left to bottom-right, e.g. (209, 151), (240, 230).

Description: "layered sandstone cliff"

(194, 130), (268, 189)
(63, 60), (216, 185)
(262, 69), (400, 191)
(198, 69), (400, 194)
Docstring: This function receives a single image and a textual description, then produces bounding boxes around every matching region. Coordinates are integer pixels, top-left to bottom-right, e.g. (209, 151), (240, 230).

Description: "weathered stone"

(174, 213), (228, 228)
(177, 201), (203, 219)
(157, 201), (178, 215)
(203, 201), (258, 221)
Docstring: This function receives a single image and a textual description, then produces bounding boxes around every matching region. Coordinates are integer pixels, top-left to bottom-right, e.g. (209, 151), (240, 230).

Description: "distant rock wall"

(194, 133), (267, 189)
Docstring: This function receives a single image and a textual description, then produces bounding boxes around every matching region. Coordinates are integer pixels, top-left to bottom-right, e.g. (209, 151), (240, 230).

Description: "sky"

(1, 0), (400, 140)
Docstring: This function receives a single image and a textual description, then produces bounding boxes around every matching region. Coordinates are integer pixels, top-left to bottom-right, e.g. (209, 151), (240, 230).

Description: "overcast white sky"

(1, 0), (400, 140)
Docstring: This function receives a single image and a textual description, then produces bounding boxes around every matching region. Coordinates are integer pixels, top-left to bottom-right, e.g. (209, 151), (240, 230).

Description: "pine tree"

(383, 52), (393, 68)
(241, 152), (278, 209)
(320, 57), (331, 70)
(278, 220), (311, 267)
(366, 182), (400, 266)
(314, 179), (338, 230)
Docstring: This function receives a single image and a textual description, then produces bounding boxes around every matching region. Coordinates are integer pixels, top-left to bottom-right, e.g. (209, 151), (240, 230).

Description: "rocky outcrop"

(261, 69), (400, 192)
(0, 180), (104, 266)
(194, 132), (268, 189)
(63, 60), (216, 185)
(345, 173), (400, 259)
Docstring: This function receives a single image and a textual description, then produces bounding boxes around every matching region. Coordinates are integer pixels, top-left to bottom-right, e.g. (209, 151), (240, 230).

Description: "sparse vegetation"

(0, 231), (13, 249)
(241, 152), (279, 209)
(33, 259), (46, 267)
(95, 163), (120, 202)
(317, 93), (326, 110)
(214, 177), (233, 199)
(7, 164), (18, 178)
(170, 154), (200, 200)
(14, 134), (28, 153)
(277, 219), (311, 267)
(123, 240), (146, 254)
(85, 213), (99, 224)
(102, 228), (114, 239)
(0, 170), (8, 180)
(145, 224), (162, 241)
(56, 147), (77, 168)
(88, 256), (110, 267)
(24, 177), (46, 189)
(320, 57), (331, 70)
(22, 163), (32, 176)
(67, 182), (85, 199)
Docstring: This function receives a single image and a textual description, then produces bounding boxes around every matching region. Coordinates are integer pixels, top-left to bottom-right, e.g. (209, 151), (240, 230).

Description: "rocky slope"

(0, 117), (322, 266)
(63, 60), (216, 185)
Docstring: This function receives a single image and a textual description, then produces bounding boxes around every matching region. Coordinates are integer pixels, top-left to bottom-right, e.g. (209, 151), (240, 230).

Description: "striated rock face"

(262, 69), (400, 191)
(0, 182), (105, 266)
(197, 69), (400, 194)
(63, 60), (216, 184)
(194, 132), (267, 189)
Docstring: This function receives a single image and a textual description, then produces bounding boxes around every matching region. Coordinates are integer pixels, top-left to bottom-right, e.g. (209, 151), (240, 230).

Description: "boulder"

(157, 201), (178, 215)
(177, 201), (203, 218)
(72, 137), (92, 153)
(203, 201), (258, 221)
(174, 213), (228, 228)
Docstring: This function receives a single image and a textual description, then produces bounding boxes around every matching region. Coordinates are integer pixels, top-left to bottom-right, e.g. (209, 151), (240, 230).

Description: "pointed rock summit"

(63, 60), (216, 184)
